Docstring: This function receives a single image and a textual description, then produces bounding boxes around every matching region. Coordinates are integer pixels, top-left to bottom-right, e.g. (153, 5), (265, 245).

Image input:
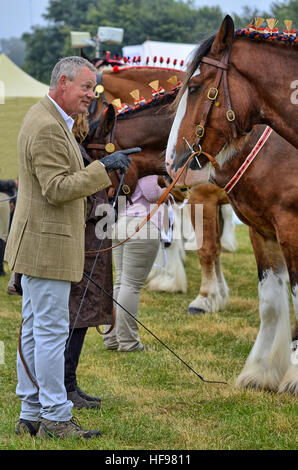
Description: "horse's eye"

(189, 86), (198, 96)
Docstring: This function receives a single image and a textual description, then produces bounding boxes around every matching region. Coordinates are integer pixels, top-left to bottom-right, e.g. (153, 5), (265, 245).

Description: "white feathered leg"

(278, 284), (298, 394)
(236, 269), (291, 391)
(146, 238), (187, 293)
(146, 206), (187, 293)
(220, 204), (238, 253)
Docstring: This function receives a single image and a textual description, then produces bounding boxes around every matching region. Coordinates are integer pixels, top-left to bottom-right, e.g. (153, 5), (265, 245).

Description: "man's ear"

(59, 74), (69, 90)
(210, 15), (235, 56)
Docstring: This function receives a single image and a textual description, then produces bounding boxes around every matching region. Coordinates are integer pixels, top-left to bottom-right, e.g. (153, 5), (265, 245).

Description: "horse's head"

(166, 15), (255, 187)
(84, 104), (140, 198)
(84, 104), (117, 161)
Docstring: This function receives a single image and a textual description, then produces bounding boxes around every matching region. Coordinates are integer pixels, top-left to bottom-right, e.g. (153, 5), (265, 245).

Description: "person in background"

(0, 179), (17, 276)
(103, 174), (169, 352)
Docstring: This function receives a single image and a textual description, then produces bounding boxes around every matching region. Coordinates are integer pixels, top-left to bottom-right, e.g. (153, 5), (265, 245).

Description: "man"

(4, 56), (140, 439)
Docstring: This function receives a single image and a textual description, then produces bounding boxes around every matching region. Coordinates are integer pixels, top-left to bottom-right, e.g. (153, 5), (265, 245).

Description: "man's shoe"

(75, 386), (102, 403)
(67, 390), (101, 409)
(36, 417), (101, 439)
(15, 419), (40, 436)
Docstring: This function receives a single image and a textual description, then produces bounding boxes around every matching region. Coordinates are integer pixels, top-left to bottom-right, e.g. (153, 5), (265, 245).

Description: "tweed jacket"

(5, 96), (112, 282)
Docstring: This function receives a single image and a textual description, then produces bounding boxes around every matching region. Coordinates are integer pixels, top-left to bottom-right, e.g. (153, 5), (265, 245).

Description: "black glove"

(101, 147), (141, 173)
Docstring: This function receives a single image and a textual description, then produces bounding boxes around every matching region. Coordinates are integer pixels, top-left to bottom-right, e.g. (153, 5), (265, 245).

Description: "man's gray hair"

(49, 56), (97, 89)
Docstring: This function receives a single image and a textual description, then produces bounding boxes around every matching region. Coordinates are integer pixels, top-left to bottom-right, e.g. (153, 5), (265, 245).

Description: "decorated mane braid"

(115, 86), (180, 119)
(94, 50), (185, 69)
(112, 56), (185, 70)
(236, 17), (297, 43)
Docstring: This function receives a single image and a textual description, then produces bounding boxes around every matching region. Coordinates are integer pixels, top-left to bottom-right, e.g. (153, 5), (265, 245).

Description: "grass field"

(0, 99), (297, 451)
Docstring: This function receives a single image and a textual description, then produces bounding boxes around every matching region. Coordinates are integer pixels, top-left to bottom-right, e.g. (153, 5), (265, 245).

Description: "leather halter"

(191, 46), (237, 166)
(85, 119), (117, 155)
(85, 114), (134, 203)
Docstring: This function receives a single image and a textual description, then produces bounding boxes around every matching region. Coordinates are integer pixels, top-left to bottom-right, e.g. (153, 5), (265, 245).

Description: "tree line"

(9, 0), (298, 83)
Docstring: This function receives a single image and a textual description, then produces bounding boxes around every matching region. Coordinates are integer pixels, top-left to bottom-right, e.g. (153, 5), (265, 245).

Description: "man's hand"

(101, 148), (141, 173)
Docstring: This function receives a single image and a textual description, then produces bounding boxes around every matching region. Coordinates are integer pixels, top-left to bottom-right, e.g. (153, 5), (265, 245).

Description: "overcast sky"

(0, 0), (275, 40)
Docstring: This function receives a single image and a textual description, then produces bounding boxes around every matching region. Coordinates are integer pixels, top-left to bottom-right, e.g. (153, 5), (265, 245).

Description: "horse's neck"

(130, 153), (166, 178)
(115, 109), (174, 148)
(211, 126), (266, 187)
(234, 38), (296, 82)
(102, 68), (185, 103)
(233, 38), (298, 147)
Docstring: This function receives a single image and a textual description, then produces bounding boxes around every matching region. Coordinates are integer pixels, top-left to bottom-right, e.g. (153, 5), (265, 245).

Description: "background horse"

(166, 15), (298, 183)
(89, 65), (186, 122)
(146, 184), (234, 315)
(85, 92), (237, 314)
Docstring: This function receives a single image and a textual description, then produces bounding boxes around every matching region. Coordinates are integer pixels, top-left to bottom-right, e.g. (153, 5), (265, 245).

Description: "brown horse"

(85, 91), (236, 314)
(89, 65), (186, 122)
(166, 15), (298, 184)
(167, 88), (298, 399)
(85, 90), (179, 197)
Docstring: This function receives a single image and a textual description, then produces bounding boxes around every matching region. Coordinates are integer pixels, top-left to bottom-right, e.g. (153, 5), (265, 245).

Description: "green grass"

(0, 98), (40, 179)
(0, 99), (297, 450)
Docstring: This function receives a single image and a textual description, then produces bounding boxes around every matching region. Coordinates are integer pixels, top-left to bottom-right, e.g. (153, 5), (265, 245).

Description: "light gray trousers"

(17, 275), (73, 422)
(103, 216), (160, 352)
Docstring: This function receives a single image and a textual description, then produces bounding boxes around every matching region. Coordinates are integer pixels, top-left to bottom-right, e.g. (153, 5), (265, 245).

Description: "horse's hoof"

(187, 307), (206, 315)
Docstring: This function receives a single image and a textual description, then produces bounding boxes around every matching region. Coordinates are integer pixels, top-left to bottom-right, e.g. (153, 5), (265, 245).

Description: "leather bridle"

(190, 45), (237, 167)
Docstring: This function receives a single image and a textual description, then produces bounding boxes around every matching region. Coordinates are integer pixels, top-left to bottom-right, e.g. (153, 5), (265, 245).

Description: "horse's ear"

(210, 15), (234, 56)
(80, 49), (92, 63)
(103, 104), (116, 134)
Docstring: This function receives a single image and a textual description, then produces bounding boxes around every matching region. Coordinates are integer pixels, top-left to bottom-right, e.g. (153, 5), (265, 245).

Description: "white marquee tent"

(0, 53), (49, 98)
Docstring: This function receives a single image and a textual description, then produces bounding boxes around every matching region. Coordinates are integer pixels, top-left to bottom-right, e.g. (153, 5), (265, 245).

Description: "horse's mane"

(86, 89), (179, 143)
(117, 88), (179, 120)
(174, 34), (215, 108)
(102, 65), (183, 75)
(236, 27), (298, 46)
(73, 114), (89, 143)
(176, 21), (297, 101)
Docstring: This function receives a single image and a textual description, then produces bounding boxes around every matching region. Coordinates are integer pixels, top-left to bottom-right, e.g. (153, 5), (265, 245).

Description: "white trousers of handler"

(17, 275), (73, 422)
(103, 216), (160, 352)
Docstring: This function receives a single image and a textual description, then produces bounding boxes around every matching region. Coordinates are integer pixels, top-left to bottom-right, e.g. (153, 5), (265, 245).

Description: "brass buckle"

(105, 143), (115, 153)
(226, 109), (236, 122)
(94, 84), (104, 98)
(122, 185), (131, 195)
(207, 87), (218, 100)
(195, 125), (204, 138)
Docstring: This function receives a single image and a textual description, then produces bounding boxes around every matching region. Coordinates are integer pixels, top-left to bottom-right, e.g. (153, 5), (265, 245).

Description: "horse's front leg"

(220, 203), (238, 253)
(275, 223), (298, 395)
(187, 197), (227, 314)
(236, 227), (291, 392)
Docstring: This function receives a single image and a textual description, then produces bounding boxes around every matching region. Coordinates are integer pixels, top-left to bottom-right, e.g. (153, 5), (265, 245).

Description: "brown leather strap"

(18, 321), (39, 390)
(193, 65), (225, 149)
(96, 305), (116, 335)
(193, 46), (237, 149)
(200, 57), (229, 70)
(86, 143), (107, 150)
